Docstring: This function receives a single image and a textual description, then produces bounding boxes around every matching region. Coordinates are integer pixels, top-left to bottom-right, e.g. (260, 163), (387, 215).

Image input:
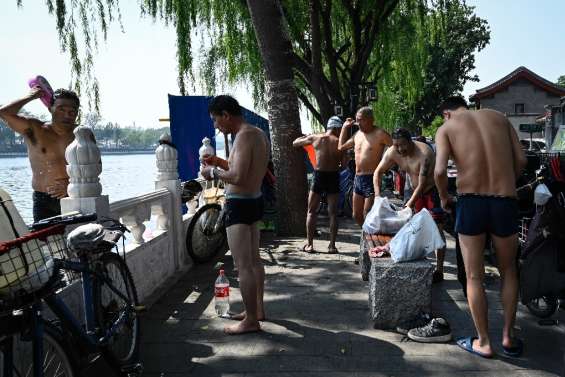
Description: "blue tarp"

(168, 95), (270, 181)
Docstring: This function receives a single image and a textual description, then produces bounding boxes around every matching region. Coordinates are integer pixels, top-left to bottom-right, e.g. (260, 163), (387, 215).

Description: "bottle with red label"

(214, 269), (230, 317)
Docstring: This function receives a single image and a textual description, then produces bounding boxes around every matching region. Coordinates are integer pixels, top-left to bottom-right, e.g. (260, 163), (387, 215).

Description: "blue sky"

(1, 1), (563, 130)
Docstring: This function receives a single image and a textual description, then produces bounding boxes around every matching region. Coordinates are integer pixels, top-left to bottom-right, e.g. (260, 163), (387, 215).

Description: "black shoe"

(407, 317), (452, 343)
(396, 312), (432, 335)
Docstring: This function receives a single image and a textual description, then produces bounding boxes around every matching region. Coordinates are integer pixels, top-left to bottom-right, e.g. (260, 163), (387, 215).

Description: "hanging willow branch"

(17, 0), (488, 131)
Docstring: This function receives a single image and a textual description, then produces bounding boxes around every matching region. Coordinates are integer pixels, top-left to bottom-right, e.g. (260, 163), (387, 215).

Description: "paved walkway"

(140, 216), (565, 376)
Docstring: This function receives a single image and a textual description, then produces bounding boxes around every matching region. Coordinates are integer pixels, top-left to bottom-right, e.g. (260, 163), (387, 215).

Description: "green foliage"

(557, 75), (565, 88)
(18, 0), (123, 113)
(376, 0), (490, 132)
(20, 0), (488, 134)
(422, 115), (444, 139)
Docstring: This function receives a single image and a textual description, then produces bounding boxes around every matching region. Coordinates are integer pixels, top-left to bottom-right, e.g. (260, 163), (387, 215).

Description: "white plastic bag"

(362, 197), (412, 234)
(534, 183), (552, 206)
(389, 209), (445, 263)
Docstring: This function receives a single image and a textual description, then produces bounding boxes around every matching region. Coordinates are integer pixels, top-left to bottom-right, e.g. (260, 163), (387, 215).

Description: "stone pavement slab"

(139, 215), (565, 376)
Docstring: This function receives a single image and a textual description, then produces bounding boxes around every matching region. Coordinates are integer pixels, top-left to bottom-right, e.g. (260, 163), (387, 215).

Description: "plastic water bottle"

(214, 269), (230, 317)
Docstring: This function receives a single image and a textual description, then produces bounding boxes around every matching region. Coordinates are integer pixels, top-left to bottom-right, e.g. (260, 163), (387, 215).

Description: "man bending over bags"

(373, 128), (446, 283)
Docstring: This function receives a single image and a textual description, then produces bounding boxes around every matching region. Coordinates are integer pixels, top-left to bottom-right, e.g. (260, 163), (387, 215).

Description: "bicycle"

(0, 212), (142, 377)
(182, 178), (228, 264)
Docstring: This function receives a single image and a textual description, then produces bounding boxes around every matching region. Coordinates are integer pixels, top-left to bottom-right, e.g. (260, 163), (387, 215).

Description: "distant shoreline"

(0, 150), (156, 158)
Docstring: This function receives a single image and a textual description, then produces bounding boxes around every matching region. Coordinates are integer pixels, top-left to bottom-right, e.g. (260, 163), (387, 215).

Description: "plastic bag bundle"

(389, 209), (445, 263)
(362, 197), (412, 235)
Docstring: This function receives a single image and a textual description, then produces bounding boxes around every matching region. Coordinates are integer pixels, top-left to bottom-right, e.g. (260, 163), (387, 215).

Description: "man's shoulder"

(241, 124), (265, 137)
(372, 127), (390, 137)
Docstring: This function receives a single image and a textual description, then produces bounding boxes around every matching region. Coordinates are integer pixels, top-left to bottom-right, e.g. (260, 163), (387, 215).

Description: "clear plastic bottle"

(214, 269), (230, 317)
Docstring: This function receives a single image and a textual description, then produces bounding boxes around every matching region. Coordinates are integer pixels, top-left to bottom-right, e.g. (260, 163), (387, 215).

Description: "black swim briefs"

(33, 191), (61, 223)
(455, 194), (518, 237)
(311, 170), (340, 195)
(224, 195), (264, 227)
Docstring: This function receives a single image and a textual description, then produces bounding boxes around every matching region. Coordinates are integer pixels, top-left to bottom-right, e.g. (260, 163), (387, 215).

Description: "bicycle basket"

(0, 225), (69, 302)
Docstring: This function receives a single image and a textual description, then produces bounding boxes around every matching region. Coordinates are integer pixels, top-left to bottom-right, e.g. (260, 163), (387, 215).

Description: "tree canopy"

(557, 75), (565, 88)
(18, 0), (489, 131)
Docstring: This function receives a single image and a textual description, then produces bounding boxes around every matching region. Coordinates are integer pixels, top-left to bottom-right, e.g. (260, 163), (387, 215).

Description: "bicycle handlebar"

(30, 212), (98, 231)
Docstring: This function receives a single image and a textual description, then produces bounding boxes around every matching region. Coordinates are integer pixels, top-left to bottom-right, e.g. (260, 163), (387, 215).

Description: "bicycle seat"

(67, 223), (120, 255)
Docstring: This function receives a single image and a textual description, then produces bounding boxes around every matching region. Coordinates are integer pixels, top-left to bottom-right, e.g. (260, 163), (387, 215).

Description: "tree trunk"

(246, 0), (307, 236)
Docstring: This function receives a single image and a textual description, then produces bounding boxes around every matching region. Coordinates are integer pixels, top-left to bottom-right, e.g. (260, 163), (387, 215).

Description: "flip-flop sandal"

(302, 245), (315, 253)
(502, 338), (523, 357)
(28, 75), (54, 108)
(456, 337), (494, 359)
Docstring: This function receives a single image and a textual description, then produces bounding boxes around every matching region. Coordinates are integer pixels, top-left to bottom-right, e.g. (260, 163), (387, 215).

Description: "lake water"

(0, 154), (158, 223)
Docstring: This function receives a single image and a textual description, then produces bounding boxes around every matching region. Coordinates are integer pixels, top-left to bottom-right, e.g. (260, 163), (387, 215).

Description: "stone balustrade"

(109, 188), (171, 244)
(59, 129), (193, 306)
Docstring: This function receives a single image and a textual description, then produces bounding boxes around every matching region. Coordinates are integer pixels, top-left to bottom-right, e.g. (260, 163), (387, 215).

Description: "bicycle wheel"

(186, 203), (227, 263)
(8, 322), (77, 377)
(93, 252), (140, 368)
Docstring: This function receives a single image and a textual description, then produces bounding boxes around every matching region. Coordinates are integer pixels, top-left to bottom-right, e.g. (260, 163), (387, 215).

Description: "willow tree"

(245, 0), (307, 235)
(20, 0), (487, 234)
(377, 0), (490, 132)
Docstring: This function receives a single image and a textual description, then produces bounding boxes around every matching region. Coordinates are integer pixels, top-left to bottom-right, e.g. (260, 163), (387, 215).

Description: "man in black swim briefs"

(293, 116), (343, 253)
(435, 96), (526, 359)
(202, 95), (270, 335)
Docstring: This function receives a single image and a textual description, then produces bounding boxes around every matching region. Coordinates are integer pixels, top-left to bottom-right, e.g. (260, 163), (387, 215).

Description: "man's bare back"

(292, 119), (343, 254)
(225, 124), (269, 196)
(293, 132), (342, 171)
(437, 109), (525, 197)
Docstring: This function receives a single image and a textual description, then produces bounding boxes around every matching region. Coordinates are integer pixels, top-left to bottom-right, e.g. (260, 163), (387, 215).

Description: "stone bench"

(369, 257), (433, 329)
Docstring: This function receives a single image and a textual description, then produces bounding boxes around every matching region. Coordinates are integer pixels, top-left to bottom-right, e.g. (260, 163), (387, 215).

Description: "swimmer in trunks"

(293, 116), (344, 253)
(374, 128), (446, 283)
(0, 88), (80, 222)
(338, 107), (392, 226)
(202, 95), (270, 335)
(434, 96), (526, 359)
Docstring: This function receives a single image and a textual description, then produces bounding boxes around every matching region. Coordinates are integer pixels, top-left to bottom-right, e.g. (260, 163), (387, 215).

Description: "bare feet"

(230, 311), (266, 321)
(302, 244), (315, 253)
(224, 319), (261, 335)
(472, 338), (493, 357)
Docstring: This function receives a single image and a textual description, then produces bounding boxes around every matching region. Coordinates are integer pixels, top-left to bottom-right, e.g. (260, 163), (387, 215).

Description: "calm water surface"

(0, 154), (157, 223)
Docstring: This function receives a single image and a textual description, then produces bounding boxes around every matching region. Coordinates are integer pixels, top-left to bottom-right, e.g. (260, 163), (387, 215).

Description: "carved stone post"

(60, 126), (110, 217)
(155, 134), (187, 268)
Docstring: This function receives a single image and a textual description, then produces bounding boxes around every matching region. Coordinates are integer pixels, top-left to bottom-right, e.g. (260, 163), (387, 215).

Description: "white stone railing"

(110, 188), (172, 245)
(59, 130), (195, 305)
